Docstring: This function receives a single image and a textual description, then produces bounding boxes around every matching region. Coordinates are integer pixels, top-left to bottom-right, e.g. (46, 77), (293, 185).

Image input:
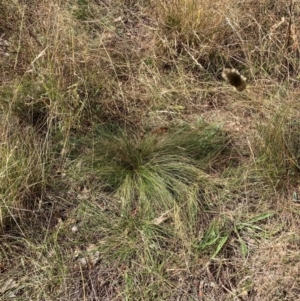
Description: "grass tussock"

(1, 0), (300, 300)
(89, 122), (227, 217)
(256, 106), (300, 191)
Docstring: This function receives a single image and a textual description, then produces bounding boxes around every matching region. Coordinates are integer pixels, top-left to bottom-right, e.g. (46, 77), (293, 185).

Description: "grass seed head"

(222, 68), (247, 91)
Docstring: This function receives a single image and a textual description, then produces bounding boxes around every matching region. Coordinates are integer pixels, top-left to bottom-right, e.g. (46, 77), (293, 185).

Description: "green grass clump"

(90, 122), (228, 217)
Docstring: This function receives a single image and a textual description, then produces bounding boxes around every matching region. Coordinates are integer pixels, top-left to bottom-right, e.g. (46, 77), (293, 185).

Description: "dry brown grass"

(1, 0), (300, 300)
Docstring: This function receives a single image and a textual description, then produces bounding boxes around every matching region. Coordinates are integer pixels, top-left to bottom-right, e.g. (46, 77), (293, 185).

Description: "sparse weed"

(197, 212), (273, 258)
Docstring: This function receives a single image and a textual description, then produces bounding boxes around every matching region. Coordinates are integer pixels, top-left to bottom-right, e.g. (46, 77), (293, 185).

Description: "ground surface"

(1, 1), (300, 300)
